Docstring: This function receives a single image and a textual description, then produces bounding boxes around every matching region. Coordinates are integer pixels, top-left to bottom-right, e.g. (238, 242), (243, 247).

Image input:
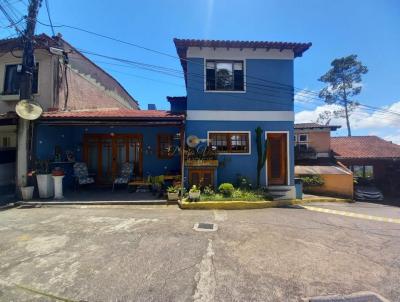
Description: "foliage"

(300, 175), (324, 186)
(218, 183), (235, 197)
(236, 174), (252, 190)
(189, 185), (200, 193)
(200, 188), (273, 201)
(318, 54), (368, 136)
(167, 186), (179, 193)
(34, 159), (50, 174)
(255, 127), (267, 188)
(202, 185), (215, 196)
(185, 146), (217, 160)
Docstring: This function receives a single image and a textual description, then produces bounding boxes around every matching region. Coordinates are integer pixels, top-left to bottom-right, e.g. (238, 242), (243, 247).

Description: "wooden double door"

(267, 133), (288, 185)
(188, 168), (214, 189)
(83, 134), (142, 184)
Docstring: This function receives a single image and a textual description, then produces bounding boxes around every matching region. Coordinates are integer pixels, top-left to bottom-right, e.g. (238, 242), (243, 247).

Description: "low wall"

(304, 173), (353, 198)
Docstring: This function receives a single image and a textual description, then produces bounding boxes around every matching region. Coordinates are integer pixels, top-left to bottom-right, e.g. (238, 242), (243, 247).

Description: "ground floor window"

(351, 165), (374, 179)
(208, 132), (250, 154)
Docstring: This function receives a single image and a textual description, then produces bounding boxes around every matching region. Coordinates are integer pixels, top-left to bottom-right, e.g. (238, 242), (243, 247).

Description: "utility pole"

(16, 0), (41, 193)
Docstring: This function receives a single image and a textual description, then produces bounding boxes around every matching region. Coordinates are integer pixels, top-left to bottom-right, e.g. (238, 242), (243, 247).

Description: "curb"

(178, 198), (351, 210)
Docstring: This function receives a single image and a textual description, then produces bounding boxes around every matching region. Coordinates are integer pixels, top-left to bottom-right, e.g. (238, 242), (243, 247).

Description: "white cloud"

(294, 89), (317, 105)
(295, 101), (400, 129)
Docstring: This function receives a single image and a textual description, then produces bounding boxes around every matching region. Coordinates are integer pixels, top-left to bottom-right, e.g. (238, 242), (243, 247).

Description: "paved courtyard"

(0, 202), (399, 301)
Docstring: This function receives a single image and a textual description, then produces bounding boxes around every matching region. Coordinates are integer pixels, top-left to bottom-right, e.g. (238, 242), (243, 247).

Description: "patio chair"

(112, 162), (134, 191)
(73, 162), (95, 190)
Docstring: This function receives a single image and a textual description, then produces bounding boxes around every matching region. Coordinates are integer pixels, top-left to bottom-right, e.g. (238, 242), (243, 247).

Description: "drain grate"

(193, 222), (218, 232)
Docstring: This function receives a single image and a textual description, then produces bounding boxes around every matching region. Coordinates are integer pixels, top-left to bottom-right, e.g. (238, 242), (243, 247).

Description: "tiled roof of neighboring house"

(295, 123), (341, 131)
(0, 34), (138, 108)
(173, 38), (312, 86)
(0, 34), (59, 53)
(331, 136), (400, 159)
(41, 109), (185, 120)
(166, 96), (187, 103)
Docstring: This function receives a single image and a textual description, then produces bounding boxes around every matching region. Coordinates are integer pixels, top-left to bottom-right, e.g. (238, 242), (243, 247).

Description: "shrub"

(189, 185), (200, 193)
(167, 186), (179, 193)
(218, 183), (235, 197)
(203, 185), (215, 196)
(300, 175), (324, 186)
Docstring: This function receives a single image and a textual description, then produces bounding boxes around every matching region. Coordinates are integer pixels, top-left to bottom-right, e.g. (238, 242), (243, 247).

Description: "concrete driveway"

(0, 203), (399, 301)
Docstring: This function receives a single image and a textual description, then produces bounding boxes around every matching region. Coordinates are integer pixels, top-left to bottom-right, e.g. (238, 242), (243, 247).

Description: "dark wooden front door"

(83, 134), (143, 184)
(188, 169), (214, 189)
(267, 133), (287, 185)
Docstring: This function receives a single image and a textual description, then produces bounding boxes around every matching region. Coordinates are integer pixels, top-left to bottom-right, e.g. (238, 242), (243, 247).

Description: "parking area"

(0, 202), (399, 301)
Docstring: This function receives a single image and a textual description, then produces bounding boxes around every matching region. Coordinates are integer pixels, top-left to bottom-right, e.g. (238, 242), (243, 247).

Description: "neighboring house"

(294, 123), (341, 159)
(174, 38), (311, 199)
(0, 33), (138, 186)
(331, 136), (400, 196)
(294, 123), (353, 198)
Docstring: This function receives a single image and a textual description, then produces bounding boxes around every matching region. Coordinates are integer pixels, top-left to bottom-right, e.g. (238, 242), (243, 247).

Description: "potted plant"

(167, 186), (180, 201)
(188, 185), (200, 201)
(20, 171), (35, 201)
(35, 159), (54, 198)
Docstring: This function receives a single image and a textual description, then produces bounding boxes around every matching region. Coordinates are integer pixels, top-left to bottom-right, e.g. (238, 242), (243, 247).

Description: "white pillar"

(16, 118), (30, 193)
(52, 175), (64, 199)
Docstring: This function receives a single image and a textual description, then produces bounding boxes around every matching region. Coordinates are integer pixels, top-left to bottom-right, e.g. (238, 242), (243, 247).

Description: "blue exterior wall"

(34, 124), (181, 187)
(169, 101), (187, 112)
(185, 121), (294, 187)
(186, 58), (294, 111)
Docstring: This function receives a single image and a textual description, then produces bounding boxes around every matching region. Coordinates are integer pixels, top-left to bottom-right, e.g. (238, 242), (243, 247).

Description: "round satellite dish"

(186, 135), (200, 148)
(15, 99), (43, 120)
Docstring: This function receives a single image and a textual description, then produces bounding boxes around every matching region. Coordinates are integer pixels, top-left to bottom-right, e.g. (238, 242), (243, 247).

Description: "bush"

(300, 175), (324, 186)
(203, 186), (215, 196)
(218, 183), (235, 197)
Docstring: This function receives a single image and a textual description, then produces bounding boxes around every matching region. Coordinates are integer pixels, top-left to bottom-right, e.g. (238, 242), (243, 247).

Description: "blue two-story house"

(173, 39), (311, 199)
(28, 38), (310, 200)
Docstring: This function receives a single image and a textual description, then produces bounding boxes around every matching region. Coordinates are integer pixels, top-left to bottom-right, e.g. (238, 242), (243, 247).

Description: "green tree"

(318, 55), (368, 136)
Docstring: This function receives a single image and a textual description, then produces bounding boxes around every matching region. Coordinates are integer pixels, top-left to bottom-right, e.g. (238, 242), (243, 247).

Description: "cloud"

(295, 101), (400, 130)
(294, 89), (317, 105)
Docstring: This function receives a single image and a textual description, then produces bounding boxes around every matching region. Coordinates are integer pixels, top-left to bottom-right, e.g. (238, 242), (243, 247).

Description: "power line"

(43, 0), (54, 36)
(31, 19), (400, 119)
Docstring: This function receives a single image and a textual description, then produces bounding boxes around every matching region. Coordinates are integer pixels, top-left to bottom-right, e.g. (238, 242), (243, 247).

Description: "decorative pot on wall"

(36, 174), (54, 198)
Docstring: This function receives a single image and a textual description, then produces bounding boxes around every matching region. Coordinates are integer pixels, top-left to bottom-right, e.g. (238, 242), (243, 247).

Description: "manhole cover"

(193, 222), (218, 232)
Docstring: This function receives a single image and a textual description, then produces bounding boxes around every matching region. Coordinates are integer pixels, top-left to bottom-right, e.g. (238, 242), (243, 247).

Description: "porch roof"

(39, 109), (185, 126)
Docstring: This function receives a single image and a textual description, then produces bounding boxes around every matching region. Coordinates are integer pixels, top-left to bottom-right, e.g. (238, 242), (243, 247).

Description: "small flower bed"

(200, 185), (272, 202)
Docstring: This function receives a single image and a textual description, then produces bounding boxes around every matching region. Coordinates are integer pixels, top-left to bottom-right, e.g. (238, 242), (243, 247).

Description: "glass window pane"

(216, 63), (233, 90)
(353, 166), (364, 178)
(299, 134), (308, 142)
(233, 62), (243, 70)
(364, 166), (374, 178)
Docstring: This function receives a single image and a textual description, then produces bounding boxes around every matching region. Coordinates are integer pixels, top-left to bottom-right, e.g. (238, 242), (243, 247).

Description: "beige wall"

(0, 49), (54, 112)
(0, 43), (138, 114)
(303, 173), (354, 198)
(295, 129), (331, 154)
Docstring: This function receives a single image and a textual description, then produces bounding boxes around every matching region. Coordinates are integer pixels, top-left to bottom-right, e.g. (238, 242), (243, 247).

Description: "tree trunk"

(344, 99), (352, 137)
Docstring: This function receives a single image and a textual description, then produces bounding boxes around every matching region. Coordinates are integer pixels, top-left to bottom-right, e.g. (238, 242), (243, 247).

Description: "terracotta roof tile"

(331, 136), (400, 159)
(41, 109), (184, 120)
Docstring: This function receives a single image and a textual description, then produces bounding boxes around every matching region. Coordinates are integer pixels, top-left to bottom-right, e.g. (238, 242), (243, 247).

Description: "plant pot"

(189, 191), (200, 200)
(167, 192), (179, 201)
(21, 186), (34, 201)
(36, 174), (54, 198)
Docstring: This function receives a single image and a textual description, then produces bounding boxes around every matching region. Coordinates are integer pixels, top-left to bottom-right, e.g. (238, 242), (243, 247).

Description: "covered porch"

(32, 109), (184, 197)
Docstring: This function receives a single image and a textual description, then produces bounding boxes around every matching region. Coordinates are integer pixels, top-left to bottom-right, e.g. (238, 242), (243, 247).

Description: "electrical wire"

(43, 0), (55, 36)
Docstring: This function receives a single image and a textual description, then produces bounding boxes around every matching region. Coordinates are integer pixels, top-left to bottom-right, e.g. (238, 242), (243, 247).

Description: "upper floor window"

(208, 132), (250, 154)
(206, 60), (244, 91)
(298, 134), (308, 142)
(3, 63), (38, 95)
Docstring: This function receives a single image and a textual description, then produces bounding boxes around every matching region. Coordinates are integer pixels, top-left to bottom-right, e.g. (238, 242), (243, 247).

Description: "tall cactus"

(255, 127), (267, 188)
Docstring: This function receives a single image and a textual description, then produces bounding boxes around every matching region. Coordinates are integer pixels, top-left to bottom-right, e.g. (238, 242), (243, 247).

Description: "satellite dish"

(186, 135), (200, 148)
(15, 99), (43, 120)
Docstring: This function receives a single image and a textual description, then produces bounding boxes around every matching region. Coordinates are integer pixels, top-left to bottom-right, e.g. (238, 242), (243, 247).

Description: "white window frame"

(207, 131), (251, 155)
(203, 59), (246, 93)
(298, 133), (308, 142)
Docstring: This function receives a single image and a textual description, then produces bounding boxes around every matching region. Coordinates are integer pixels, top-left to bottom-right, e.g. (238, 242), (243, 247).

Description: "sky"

(1, 0), (400, 142)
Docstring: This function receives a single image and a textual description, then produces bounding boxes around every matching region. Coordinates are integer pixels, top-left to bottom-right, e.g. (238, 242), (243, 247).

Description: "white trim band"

(186, 110), (294, 121)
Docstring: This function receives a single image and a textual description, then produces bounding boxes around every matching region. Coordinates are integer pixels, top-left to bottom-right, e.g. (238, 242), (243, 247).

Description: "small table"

(128, 180), (150, 193)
